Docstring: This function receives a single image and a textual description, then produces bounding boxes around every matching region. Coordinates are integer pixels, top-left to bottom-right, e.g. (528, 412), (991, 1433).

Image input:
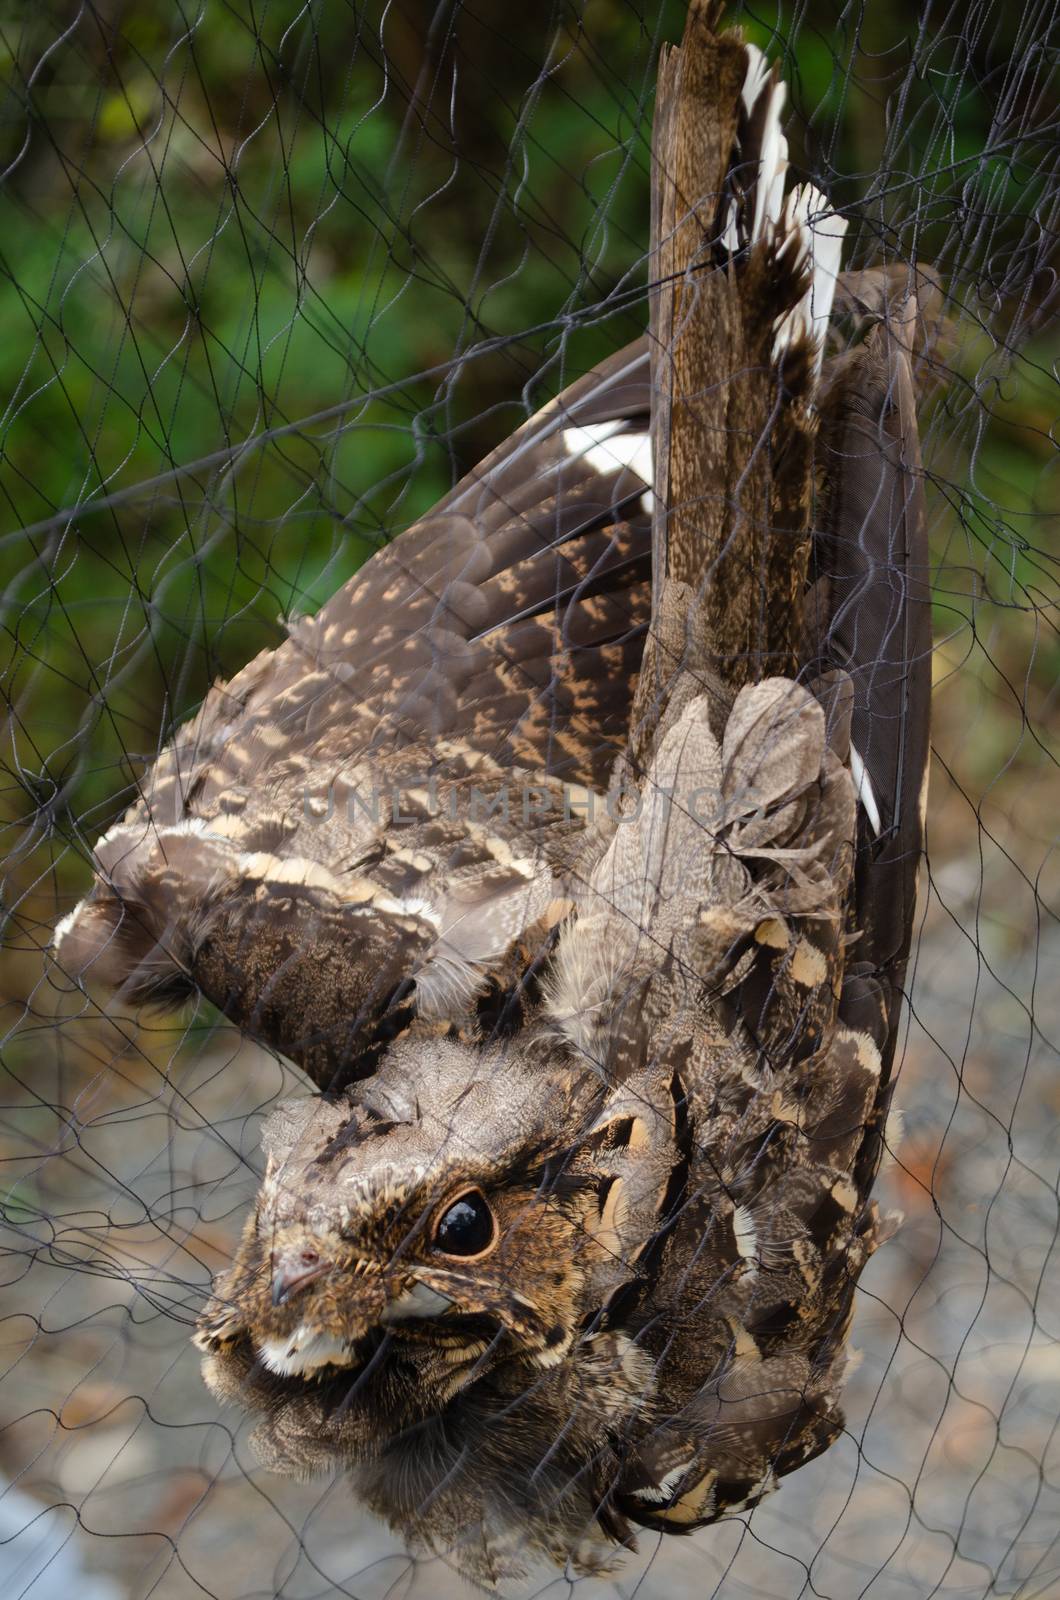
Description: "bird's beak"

(270, 1247), (331, 1307)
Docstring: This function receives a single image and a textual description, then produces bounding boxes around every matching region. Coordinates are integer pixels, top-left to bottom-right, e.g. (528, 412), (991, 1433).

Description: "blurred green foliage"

(0, 0), (1055, 924)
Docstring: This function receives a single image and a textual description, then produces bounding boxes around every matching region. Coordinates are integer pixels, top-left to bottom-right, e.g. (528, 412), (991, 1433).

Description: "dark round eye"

(433, 1189), (496, 1257)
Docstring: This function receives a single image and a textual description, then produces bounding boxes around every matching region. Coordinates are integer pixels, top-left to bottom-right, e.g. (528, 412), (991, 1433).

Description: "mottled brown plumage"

(52, 2), (934, 1584)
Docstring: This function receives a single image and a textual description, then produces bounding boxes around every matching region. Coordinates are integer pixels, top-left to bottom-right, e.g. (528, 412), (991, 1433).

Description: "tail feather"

(719, 43), (786, 251)
(633, 3), (848, 766)
(773, 187), (847, 373)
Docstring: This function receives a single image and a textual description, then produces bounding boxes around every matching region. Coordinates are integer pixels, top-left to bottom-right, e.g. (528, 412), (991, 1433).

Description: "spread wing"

(152, 345), (655, 812)
(51, 347), (655, 1087)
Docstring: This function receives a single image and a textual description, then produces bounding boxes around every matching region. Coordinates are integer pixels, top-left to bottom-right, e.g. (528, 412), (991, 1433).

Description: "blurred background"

(0, 2), (1057, 1596)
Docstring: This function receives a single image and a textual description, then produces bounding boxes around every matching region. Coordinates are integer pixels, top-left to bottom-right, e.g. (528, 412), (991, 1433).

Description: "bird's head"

(195, 1026), (677, 1433)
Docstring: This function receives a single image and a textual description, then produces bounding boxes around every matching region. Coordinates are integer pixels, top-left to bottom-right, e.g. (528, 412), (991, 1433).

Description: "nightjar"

(52, 0), (935, 1583)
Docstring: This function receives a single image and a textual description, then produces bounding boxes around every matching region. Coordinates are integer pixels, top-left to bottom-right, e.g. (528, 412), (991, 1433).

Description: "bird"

(51, 0), (934, 1583)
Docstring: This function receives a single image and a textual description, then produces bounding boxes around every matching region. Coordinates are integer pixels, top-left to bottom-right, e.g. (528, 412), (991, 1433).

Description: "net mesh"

(1, 1), (1058, 1596)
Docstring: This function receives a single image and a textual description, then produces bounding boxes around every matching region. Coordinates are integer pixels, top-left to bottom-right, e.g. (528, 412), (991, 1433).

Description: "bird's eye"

(432, 1188), (496, 1258)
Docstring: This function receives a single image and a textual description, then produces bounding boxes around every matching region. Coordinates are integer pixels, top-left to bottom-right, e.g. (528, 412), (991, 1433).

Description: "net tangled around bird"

(1, 2), (1058, 1597)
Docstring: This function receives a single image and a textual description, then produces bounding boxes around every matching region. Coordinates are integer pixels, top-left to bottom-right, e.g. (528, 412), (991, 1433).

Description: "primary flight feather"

(53, 0), (933, 1581)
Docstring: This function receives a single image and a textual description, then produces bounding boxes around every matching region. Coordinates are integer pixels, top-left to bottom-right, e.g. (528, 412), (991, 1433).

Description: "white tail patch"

(849, 742), (883, 833)
(749, 53), (789, 242)
(740, 41), (773, 118)
(723, 46), (845, 376)
(722, 43), (788, 252)
(772, 186), (848, 374)
(560, 423), (654, 512)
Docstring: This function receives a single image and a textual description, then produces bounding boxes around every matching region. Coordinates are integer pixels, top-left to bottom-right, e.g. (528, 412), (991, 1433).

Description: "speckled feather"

(53, 1), (934, 1584)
